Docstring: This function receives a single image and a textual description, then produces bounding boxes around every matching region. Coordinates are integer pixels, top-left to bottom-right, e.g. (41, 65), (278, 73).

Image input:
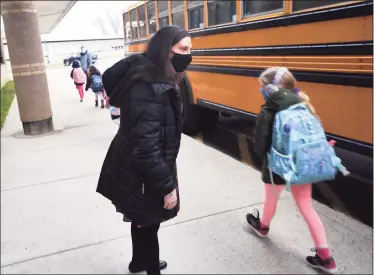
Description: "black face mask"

(171, 52), (192, 73)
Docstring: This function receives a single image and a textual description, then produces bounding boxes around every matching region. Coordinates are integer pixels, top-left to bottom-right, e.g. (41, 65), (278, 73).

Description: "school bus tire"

(201, 108), (219, 133)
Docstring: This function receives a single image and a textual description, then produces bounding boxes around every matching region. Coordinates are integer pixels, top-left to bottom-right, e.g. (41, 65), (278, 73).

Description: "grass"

(1, 80), (15, 129)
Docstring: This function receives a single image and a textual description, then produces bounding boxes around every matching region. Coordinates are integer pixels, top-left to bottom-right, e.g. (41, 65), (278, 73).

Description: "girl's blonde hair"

(259, 67), (317, 116)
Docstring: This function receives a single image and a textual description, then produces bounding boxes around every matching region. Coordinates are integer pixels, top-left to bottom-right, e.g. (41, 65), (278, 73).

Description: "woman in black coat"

(96, 26), (192, 275)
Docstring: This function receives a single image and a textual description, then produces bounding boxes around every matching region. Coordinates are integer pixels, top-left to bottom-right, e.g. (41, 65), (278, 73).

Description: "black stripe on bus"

(187, 65), (373, 88)
(196, 99), (373, 157)
(191, 41), (374, 56)
(189, 1), (373, 38)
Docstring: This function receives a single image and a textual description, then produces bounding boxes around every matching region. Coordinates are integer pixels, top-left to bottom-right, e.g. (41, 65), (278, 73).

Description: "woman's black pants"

(131, 222), (161, 275)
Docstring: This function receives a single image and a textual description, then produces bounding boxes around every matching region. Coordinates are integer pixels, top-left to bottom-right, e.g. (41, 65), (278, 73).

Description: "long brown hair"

(146, 25), (190, 83)
(87, 65), (100, 78)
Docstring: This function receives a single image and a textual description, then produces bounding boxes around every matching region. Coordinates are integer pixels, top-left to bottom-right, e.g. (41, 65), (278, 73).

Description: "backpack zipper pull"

(142, 183), (145, 194)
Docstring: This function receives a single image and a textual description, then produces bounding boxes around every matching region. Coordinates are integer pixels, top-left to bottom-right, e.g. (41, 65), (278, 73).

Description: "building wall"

(2, 38), (127, 64)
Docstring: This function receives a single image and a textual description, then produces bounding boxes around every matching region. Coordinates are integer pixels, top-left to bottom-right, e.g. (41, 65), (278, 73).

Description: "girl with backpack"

(70, 60), (87, 102)
(246, 67), (343, 274)
(85, 65), (106, 108)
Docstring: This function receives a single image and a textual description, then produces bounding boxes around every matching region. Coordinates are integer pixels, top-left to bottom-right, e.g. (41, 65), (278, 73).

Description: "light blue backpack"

(267, 102), (349, 190)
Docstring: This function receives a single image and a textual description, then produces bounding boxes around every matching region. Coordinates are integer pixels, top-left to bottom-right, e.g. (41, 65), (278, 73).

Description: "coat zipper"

(141, 183), (145, 195)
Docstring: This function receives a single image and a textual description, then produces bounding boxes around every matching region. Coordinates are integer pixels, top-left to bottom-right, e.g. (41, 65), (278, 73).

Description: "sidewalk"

(1, 59), (372, 274)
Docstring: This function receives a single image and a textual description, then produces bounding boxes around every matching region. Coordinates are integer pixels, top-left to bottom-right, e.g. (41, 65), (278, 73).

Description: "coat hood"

(263, 88), (301, 112)
(72, 60), (81, 68)
(102, 53), (176, 108)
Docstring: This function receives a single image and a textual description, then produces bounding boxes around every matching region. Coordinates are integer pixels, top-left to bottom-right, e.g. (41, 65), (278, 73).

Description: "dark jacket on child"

(253, 88), (301, 185)
(96, 53), (182, 225)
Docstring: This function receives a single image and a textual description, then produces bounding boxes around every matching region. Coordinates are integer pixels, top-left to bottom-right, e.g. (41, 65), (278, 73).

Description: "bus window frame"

(290, 0), (364, 14)
(170, 0), (185, 29)
(155, 0), (160, 31)
(145, 0), (149, 37)
(239, 0), (285, 22)
(129, 6), (140, 40)
(168, 1), (172, 25)
(123, 8), (131, 40)
(145, 0), (158, 37)
(203, 0), (208, 29)
(134, 2), (144, 38)
(205, 0), (238, 28)
(123, 11), (131, 41)
(128, 8), (132, 40)
(284, 0), (292, 14)
(184, 0), (188, 31)
(156, 0), (170, 30)
(137, 2), (147, 38)
(123, 0), (363, 39)
(187, 0), (205, 31)
(136, 7), (140, 39)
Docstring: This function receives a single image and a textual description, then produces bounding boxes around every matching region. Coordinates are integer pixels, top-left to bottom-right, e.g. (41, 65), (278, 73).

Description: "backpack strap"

(331, 155), (351, 176)
(268, 162), (294, 192)
(284, 172), (293, 191)
(268, 167), (280, 197)
(339, 164), (350, 176)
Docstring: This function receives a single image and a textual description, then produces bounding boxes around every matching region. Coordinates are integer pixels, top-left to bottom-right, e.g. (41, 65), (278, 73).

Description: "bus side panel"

(186, 71), (373, 145)
(125, 15), (372, 52)
(192, 56), (373, 74)
(191, 16), (373, 49)
(128, 43), (147, 54)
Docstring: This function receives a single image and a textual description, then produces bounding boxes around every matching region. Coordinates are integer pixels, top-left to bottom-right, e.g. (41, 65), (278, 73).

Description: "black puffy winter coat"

(96, 54), (182, 225)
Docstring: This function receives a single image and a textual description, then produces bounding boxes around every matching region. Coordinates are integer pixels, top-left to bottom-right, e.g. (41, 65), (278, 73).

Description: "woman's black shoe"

(128, 260), (167, 273)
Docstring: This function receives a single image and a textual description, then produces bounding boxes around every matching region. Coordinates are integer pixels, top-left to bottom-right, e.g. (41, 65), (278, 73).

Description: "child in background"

(85, 65), (106, 108)
(70, 60), (86, 102)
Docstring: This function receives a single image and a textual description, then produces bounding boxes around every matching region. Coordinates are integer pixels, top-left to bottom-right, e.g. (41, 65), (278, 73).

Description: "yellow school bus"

(122, 0), (373, 156)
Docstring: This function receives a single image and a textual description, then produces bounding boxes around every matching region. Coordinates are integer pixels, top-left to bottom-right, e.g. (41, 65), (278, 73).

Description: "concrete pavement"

(1, 58), (372, 274)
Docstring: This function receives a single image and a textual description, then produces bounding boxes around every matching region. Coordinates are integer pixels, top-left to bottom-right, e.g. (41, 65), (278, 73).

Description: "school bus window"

(208, 0), (237, 26)
(242, 0), (283, 18)
(171, 0), (185, 29)
(188, 0), (204, 30)
(138, 4), (146, 37)
(123, 12), (131, 40)
(146, 1), (157, 35)
(157, 0), (169, 29)
(292, 0), (354, 12)
(130, 9), (139, 39)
